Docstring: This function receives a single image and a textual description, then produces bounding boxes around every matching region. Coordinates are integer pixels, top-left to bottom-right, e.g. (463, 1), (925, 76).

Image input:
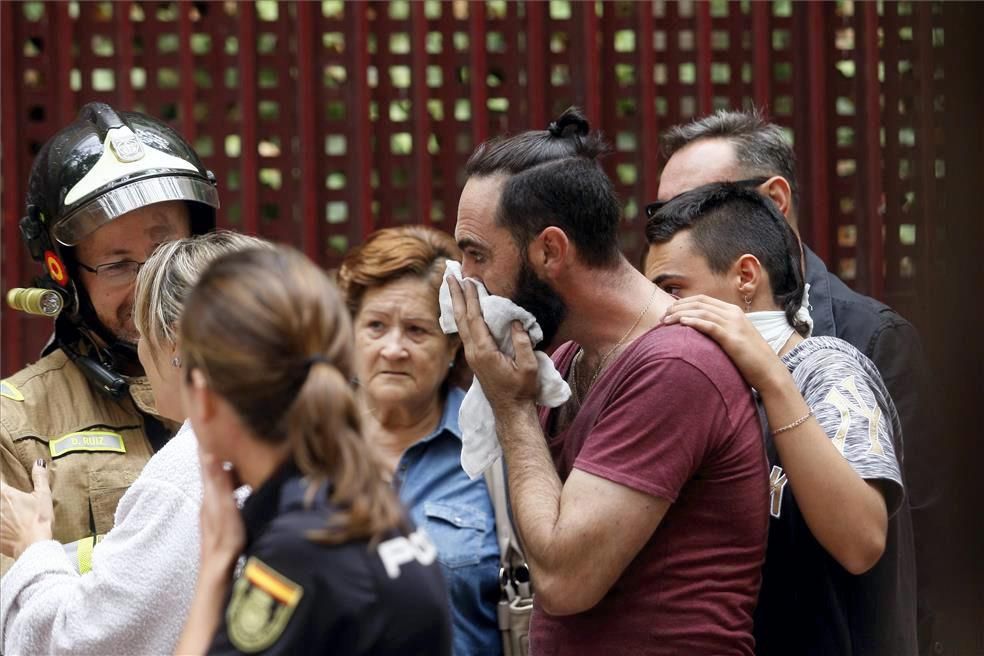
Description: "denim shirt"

(393, 387), (502, 656)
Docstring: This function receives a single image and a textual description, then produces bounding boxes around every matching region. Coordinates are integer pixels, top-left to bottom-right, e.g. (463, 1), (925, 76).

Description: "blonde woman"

(0, 231), (265, 655)
(174, 245), (451, 655)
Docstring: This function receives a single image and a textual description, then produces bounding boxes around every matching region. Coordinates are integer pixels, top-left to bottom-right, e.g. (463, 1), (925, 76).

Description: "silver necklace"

(572, 286), (659, 396)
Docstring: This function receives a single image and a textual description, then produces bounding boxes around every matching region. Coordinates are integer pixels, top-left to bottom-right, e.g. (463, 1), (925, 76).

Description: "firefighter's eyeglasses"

(76, 259), (146, 286)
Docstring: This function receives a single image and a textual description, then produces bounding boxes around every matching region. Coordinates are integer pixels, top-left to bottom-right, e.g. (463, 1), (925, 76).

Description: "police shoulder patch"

(227, 556), (304, 653)
(1, 380), (25, 402)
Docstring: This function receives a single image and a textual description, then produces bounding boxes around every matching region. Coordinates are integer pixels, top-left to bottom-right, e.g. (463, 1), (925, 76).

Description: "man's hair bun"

(548, 107), (590, 138)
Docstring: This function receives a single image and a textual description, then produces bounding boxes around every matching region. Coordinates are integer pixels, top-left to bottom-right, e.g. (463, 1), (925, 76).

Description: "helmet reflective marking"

(63, 127), (198, 206)
(109, 125), (145, 162)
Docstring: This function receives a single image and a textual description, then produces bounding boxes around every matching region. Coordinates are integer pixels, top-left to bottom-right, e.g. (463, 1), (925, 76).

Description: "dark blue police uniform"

(207, 463), (452, 655)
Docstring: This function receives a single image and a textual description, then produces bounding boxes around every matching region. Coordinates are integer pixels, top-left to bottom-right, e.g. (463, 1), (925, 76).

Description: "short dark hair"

(465, 106), (610, 177)
(661, 109), (799, 211)
(498, 157), (622, 268)
(645, 182), (808, 335)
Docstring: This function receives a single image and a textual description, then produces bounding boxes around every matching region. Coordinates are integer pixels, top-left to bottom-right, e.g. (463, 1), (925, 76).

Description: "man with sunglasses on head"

(1, 103), (217, 573)
(646, 109), (934, 656)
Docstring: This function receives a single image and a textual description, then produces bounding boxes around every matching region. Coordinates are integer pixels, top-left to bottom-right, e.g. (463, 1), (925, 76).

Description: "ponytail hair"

(546, 108), (590, 139)
(464, 106), (611, 178)
(180, 245), (404, 544)
(777, 221), (810, 336)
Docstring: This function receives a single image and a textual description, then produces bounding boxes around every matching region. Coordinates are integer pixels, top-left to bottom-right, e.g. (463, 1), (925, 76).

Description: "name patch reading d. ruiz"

(49, 430), (126, 458)
(227, 557), (303, 653)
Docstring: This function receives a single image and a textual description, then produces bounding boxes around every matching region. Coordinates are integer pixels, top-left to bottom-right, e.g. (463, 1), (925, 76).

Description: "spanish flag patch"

(227, 557), (303, 653)
(44, 250), (68, 287)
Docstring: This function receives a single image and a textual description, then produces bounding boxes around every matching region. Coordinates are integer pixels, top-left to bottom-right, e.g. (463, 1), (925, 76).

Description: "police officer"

(173, 246), (451, 656)
(0, 102), (217, 571)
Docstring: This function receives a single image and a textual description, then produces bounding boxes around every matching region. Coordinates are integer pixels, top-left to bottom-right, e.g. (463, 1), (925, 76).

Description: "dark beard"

(511, 257), (567, 350)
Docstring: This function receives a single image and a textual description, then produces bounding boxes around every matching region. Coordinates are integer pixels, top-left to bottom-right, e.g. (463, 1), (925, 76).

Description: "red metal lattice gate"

(1, 0), (947, 375)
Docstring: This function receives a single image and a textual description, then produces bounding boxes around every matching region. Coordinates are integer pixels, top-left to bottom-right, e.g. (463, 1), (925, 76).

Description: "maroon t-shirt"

(531, 324), (769, 656)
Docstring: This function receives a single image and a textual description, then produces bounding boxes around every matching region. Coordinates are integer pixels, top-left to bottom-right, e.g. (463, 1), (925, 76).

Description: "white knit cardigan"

(0, 421), (202, 656)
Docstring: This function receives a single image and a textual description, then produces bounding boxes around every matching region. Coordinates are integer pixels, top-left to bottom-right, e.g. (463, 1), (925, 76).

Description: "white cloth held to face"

(438, 260), (571, 479)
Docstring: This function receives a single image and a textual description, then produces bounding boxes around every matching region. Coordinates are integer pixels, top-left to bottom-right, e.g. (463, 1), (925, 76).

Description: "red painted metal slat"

(114, 1), (135, 108)
(638, 0), (658, 202)
(912, 1), (938, 302)
(76, 5), (93, 98)
(468, 2), (488, 147)
(1, 0), (22, 372)
(695, 0), (713, 114)
(178, 1), (196, 141)
(525, 1), (546, 131)
(296, 1), (319, 261)
(751, 1), (771, 109)
(370, 2), (398, 230)
(725, 5), (747, 107)
(803, 2), (831, 262)
(430, 4), (463, 227)
(345, 3), (373, 243)
(410, 1), (432, 226)
(496, 3), (524, 130)
(53, 2), (74, 127)
(663, 1), (684, 126)
(598, 3), (616, 134)
(856, 1), (884, 300)
(881, 2), (903, 295)
(574, 1), (601, 125)
(238, 3), (259, 236)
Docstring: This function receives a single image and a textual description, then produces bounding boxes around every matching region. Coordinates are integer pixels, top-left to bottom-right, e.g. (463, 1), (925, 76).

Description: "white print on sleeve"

(821, 375), (884, 456)
(378, 529), (438, 579)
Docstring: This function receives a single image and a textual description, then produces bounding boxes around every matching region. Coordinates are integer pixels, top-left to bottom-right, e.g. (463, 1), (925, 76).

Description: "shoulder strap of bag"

(484, 458), (531, 598)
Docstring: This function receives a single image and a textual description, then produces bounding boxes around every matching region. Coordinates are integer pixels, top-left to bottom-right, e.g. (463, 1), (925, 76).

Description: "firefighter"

(1, 102), (217, 572)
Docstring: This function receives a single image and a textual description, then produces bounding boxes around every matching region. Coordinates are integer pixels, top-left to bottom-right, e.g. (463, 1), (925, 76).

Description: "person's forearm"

(174, 561), (231, 656)
(493, 403), (564, 575)
(760, 369), (888, 574)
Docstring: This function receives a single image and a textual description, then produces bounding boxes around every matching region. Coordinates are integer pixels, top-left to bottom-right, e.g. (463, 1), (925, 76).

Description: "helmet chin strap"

(107, 338), (139, 366)
(47, 281), (142, 393)
(50, 313), (130, 399)
(76, 292), (141, 371)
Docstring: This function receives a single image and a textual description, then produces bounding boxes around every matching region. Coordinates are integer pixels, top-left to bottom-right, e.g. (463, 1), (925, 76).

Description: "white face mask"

(745, 283), (813, 354)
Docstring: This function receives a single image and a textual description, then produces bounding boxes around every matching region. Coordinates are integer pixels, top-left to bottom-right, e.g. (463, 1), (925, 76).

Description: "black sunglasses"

(644, 177), (771, 219)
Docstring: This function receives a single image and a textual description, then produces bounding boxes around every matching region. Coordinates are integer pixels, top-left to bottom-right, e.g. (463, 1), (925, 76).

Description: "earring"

(171, 356), (182, 368)
(743, 295), (752, 313)
(449, 361), (454, 369)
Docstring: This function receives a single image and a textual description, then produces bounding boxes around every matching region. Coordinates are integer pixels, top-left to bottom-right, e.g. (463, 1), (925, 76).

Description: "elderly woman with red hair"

(338, 226), (501, 656)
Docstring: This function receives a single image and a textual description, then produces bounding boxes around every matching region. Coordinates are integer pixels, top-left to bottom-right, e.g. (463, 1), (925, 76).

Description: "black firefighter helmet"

(18, 102), (218, 391)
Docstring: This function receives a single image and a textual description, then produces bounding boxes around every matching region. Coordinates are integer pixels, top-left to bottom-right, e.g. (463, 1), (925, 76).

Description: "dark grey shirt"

(783, 336), (904, 513)
(754, 335), (916, 656)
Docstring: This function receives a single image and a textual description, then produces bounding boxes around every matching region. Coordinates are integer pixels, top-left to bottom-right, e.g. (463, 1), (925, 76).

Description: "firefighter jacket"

(1, 347), (169, 572)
